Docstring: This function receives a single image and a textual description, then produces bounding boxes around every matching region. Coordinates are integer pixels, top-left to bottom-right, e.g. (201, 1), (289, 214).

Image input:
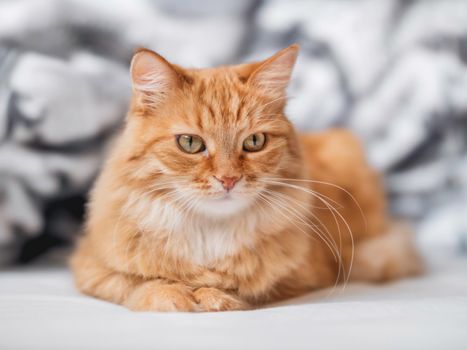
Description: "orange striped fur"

(71, 45), (422, 312)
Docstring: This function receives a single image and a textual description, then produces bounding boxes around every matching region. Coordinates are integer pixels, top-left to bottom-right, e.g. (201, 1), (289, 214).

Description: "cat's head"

(119, 45), (303, 217)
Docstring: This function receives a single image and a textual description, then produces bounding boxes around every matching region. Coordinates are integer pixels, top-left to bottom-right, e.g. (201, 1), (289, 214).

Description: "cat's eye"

(243, 133), (266, 152)
(176, 134), (206, 154)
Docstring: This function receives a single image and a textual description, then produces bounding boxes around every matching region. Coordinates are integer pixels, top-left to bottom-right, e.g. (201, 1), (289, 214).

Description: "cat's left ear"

(247, 44), (300, 97)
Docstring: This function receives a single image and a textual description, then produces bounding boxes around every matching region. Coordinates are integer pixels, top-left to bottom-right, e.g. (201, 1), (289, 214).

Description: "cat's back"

(299, 129), (387, 242)
(299, 129), (367, 178)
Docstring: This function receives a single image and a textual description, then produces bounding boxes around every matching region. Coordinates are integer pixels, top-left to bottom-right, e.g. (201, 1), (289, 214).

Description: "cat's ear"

(130, 48), (179, 104)
(247, 44), (300, 97)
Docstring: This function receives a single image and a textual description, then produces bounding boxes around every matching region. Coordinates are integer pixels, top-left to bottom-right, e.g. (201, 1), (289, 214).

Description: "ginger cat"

(71, 45), (422, 312)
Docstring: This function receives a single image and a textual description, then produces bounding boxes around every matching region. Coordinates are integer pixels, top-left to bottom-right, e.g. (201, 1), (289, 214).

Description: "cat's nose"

(214, 175), (241, 191)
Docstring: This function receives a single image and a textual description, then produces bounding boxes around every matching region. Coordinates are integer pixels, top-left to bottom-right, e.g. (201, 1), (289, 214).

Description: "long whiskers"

(260, 177), (358, 290)
(263, 177), (367, 231)
(262, 179), (344, 210)
(258, 191), (338, 262)
(261, 188), (346, 287)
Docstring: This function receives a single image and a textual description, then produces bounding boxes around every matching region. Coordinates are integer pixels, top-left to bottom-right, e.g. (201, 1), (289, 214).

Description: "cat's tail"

(349, 221), (424, 282)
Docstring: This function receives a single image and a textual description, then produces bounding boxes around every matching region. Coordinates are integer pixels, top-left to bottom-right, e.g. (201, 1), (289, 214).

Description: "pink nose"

(215, 176), (240, 191)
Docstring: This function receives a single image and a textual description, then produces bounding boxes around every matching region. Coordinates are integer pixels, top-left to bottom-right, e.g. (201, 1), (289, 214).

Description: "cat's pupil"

(188, 136), (193, 148)
(252, 134), (257, 145)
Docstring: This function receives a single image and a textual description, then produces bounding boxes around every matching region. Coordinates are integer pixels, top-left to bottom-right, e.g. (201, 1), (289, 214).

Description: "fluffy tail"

(350, 222), (424, 282)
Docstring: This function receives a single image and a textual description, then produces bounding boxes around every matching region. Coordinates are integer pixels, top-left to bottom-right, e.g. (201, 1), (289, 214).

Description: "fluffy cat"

(71, 45), (422, 312)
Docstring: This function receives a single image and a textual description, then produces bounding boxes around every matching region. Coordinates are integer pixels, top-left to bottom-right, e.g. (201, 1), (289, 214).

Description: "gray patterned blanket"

(1, 0), (466, 264)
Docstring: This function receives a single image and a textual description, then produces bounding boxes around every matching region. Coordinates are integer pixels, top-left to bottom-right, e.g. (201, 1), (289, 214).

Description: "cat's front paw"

(194, 287), (249, 312)
(124, 281), (197, 312)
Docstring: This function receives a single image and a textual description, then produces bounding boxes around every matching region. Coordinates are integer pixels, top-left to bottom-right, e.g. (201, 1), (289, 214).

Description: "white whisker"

(259, 191), (339, 262)
(262, 188), (345, 288)
(260, 177), (356, 290)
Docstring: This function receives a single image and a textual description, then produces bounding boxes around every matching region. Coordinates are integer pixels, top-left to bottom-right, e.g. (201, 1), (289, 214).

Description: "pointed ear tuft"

(130, 49), (179, 105)
(248, 44), (300, 96)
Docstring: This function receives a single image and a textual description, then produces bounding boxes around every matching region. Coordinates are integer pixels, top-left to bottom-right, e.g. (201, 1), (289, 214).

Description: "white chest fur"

(123, 192), (260, 266)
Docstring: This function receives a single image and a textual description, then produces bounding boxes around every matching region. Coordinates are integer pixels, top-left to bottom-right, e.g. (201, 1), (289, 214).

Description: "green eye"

(176, 134), (206, 154)
(243, 133), (266, 152)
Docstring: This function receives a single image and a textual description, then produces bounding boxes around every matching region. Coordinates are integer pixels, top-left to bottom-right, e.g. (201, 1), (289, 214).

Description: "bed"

(1, 248), (466, 350)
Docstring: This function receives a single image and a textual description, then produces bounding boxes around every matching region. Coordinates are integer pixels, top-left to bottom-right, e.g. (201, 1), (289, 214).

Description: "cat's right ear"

(130, 49), (179, 105)
(246, 44), (299, 99)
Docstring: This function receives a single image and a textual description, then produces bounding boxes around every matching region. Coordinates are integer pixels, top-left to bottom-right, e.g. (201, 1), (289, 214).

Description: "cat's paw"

(124, 281), (197, 312)
(193, 287), (249, 312)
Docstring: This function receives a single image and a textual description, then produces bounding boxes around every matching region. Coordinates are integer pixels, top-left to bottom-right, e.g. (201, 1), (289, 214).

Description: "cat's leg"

(71, 242), (198, 312)
(349, 222), (424, 282)
(193, 287), (249, 312)
(73, 255), (247, 312)
(71, 243), (141, 305)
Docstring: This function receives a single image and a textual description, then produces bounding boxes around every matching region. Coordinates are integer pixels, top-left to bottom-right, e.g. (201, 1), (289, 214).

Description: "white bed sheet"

(1, 250), (466, 350)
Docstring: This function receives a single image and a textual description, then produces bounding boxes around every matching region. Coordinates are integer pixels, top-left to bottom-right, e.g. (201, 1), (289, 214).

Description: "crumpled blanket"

(0, 0), (466, 264)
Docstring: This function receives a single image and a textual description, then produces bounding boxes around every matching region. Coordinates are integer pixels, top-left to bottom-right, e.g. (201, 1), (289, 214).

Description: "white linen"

(0, 250), (466, 350)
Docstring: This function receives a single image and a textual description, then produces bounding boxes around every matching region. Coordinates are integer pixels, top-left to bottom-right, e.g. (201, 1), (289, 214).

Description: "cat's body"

(71, 45), (422, 311)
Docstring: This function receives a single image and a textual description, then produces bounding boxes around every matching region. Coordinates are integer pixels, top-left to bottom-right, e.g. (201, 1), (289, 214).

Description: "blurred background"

(0, 0), (466, 265)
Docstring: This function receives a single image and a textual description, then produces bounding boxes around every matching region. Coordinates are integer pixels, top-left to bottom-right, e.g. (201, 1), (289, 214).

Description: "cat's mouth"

(210, 190), (250, 201)
(194, 190), (255, 217)
(215, 193), (233, 201)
